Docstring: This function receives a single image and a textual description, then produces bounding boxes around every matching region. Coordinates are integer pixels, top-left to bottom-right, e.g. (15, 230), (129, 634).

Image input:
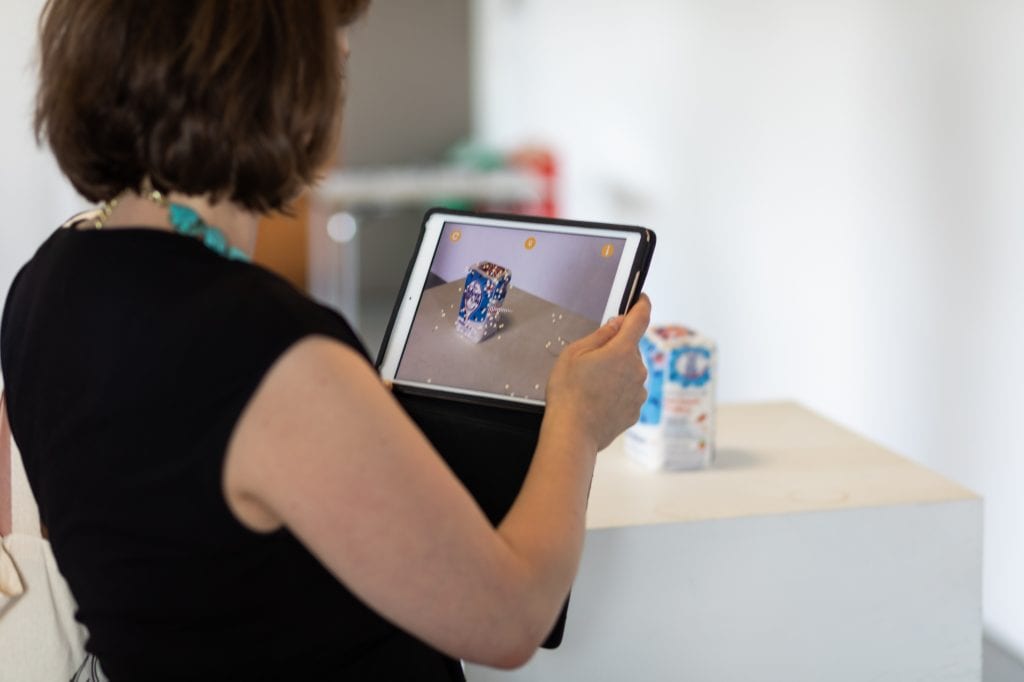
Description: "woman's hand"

(545, 294), (652, 452)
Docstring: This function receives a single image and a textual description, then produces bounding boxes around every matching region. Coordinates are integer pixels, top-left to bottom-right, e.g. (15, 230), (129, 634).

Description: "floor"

(985, 636), (1024, 682)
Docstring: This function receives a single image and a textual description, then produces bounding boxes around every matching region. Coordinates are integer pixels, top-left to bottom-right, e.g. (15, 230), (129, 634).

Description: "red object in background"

(509, 147), (559, 218)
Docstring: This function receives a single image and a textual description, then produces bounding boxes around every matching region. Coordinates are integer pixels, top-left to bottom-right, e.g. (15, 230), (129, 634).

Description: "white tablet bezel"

(378, 211), (645, 407)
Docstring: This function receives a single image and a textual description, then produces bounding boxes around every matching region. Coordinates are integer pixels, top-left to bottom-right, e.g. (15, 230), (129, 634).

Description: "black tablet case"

(376, 209), (656, 649)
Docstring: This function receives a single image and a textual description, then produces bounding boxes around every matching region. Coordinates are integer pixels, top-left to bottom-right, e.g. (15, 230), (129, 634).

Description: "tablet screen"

(393, 221), (628, 403)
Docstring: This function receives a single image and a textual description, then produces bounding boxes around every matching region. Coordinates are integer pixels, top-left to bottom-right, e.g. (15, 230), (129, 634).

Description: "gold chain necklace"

(93, 184), (168, 230)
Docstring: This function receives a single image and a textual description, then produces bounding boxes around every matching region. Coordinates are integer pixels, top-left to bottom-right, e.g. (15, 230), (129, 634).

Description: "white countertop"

(587, 401), (977, 530)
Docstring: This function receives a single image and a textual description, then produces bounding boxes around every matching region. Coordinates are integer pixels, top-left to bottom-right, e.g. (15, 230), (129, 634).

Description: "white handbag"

(0, 390), (102, 682)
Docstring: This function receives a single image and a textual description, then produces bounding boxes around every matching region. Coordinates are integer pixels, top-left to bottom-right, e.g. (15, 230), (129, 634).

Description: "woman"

(0, 1), (651, 679)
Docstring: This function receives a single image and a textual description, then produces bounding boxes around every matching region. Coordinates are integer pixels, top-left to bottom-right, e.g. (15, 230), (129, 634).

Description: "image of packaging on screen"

(455, 262), (511, 343)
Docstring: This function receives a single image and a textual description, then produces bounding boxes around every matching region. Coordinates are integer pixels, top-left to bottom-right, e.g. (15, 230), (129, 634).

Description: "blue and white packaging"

(626, 326), (717, 470)
(456, 261), (511, 343)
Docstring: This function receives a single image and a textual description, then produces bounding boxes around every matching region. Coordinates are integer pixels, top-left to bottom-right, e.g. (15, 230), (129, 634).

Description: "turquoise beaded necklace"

(95, 187), (251, 263)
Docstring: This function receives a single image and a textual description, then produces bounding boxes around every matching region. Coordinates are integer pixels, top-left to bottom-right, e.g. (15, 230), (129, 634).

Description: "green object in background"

(433, 197), (474, 211)
(446, 139), (506, 171)
(427, 139), (510, 209)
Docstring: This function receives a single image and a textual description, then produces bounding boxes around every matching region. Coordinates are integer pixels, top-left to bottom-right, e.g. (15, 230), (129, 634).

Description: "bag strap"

(1, 390), (12, 537)
(0, 391), (42, 539)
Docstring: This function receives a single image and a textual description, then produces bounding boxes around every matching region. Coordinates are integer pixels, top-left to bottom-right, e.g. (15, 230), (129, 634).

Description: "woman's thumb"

(572, 316), (624, 352)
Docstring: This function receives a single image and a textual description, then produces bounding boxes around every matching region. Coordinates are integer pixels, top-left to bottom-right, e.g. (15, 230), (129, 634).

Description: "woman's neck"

(102, 191), (261, 258)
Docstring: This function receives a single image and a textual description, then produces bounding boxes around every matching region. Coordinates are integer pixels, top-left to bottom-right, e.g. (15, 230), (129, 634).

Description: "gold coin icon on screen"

(601, 243), (614, 258)
(525, 237), (537, 250)
(450, 230), (462, 242)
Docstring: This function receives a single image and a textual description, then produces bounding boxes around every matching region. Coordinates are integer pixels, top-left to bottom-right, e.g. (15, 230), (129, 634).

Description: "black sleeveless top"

(0, 227), (464, 681)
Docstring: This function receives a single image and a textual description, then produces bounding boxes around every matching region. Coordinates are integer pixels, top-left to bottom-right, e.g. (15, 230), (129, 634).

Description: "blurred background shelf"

(309, 165), (545, 355)
(316, 166), (542, 212)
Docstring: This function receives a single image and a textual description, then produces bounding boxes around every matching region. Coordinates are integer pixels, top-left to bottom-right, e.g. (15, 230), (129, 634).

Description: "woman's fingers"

(571, 315), (624, 352)
(609, 294), (651, 351)
(570, 294), (652, 355)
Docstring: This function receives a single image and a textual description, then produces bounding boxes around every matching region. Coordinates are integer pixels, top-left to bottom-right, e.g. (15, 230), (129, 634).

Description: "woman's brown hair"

(35, 0), (369, 213)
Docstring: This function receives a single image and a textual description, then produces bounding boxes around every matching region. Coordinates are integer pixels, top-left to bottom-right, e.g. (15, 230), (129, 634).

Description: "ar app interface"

(396, 222), (626, 401)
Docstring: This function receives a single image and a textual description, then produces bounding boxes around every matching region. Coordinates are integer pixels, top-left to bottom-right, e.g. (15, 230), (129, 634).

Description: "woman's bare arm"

(223, 296), (650, 668)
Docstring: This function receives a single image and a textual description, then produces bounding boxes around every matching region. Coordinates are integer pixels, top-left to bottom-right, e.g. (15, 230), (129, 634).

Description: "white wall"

(0, 0), (87, 322)
(474, 0), (1024, 658)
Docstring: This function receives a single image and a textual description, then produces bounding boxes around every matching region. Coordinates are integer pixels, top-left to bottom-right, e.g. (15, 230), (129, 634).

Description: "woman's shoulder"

(3, 227), (370, 381)
(207, 255), (369, 361)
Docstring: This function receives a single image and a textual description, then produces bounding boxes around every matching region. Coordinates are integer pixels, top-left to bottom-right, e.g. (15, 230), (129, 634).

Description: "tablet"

(377, 209), (656, 409)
